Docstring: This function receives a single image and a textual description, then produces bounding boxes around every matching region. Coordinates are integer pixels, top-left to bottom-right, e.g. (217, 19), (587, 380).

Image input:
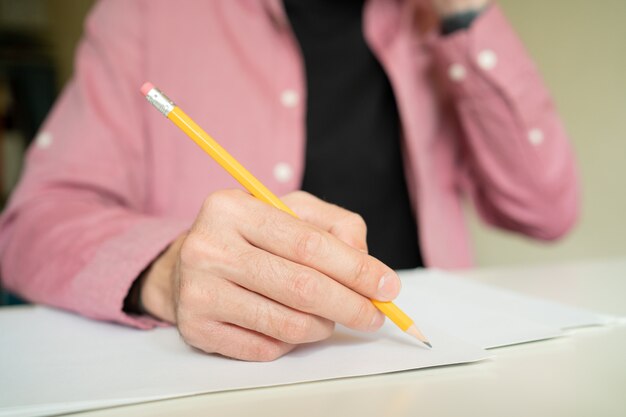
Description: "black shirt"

(284, 0), (423, 269)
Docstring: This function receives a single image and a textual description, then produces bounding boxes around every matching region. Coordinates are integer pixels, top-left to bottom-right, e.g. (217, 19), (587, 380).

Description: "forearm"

(0, 190), (188, 327)
(430, 5), (579, 238)
(0, 0), (194, 324)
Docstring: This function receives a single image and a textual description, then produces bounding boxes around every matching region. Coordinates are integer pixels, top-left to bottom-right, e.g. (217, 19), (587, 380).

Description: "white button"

(528, 128), (544, 145)
(280, 90), (299, 108)
(273, 162), (293, 183)
(477, 49), (498, 71)
(448, 64), (466, 82)
(35, 131), (53, 149)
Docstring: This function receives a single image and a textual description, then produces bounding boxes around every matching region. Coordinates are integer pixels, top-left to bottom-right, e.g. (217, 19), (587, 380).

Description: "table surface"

(59, 258), (626, 417)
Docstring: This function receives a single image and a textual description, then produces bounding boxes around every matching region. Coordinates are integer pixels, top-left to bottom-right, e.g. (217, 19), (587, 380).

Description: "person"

(0, 0), (578, 361)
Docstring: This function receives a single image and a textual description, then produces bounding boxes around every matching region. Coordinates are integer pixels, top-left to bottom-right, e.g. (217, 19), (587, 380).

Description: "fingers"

(176, 272), (333, 361)
(179, 318), (295, 362)
(203, 277), (336, 344)
(236, 195), (401, 302)
(173, 189), (403, 362)
(215, 246), (385, 332)
(282, 191), (368, 252)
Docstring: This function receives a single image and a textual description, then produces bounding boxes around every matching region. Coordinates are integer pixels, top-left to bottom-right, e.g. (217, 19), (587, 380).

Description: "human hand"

(139, 190), (401, 361)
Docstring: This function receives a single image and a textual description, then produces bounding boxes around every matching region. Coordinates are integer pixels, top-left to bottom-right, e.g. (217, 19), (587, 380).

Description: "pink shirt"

(0, 0), (579, 328)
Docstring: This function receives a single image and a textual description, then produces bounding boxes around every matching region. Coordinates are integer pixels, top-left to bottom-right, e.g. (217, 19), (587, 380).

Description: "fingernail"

(369, 311), (385, 331)
(376, 272), (401, 301)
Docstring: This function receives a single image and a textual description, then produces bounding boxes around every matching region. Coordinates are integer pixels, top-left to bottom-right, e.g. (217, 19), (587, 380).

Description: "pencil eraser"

(140, 82), (155, 96)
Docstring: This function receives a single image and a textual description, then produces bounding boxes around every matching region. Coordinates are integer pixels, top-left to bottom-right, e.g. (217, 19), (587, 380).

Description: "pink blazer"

(0, 0), (579, 328)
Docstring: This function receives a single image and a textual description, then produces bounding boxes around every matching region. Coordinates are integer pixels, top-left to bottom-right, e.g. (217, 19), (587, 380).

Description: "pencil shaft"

(168, 108), (297, 217)
(371, 300), (413, 331)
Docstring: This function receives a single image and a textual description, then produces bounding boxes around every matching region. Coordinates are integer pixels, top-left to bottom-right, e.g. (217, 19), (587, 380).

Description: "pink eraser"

(140, 82), (155, 96)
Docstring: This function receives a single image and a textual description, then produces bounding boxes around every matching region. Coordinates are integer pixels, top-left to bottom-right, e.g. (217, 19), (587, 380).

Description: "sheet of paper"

(0, 306), (488, 417)
(397, 269), (614, 335)
(0, 269), (614, 417)
(394, 275), (562, 348)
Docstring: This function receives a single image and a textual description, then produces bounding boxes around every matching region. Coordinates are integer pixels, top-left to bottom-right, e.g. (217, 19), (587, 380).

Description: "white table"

(63, 258), (626, 417)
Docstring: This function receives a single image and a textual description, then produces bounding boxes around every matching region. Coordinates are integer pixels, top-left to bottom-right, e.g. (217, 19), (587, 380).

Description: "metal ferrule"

(144, 87), (175, 116)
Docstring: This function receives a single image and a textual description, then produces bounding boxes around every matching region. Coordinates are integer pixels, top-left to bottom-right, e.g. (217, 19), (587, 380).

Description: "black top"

(284, 0), (422, 269)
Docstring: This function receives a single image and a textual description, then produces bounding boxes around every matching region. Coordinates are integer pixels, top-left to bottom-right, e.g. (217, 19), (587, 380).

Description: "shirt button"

(528, 128), (544, 145)
(35, 131), (53, 149)
(273, 162), (293, 183)
(448, 63), (466, 82)
(280, 90), (299, 108)
(477, 49), (498, 71)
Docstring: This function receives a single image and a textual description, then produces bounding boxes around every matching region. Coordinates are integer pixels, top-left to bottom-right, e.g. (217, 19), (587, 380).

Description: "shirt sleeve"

(0, 0), (189, 328)
(429, 5), (580, 240)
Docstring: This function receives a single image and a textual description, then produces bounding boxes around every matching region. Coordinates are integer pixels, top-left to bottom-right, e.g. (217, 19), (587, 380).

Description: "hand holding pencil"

(138, 83), (430, 361)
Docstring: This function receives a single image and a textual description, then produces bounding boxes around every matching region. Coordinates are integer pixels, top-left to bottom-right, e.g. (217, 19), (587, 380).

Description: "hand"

(139, 190), (402, 361)
(428, 0), (489, 17)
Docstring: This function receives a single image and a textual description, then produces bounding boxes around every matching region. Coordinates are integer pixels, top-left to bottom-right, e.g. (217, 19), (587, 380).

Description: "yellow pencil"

(140, 82), (431, 348)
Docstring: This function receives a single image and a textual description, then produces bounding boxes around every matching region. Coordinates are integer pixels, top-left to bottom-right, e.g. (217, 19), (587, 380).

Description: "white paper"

(398, 269), (614, 335)
(395, 278), (562, 348)
(0, 306), (487, 417)
(0, 269), (614, 417)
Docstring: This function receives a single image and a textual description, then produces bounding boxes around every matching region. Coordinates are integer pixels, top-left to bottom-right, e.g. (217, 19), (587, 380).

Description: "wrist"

(123, 272), (147, 315)
(139, 233), (187, 323)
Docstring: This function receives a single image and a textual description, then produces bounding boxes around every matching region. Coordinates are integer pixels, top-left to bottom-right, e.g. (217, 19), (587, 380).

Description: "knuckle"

(200, 192), (223, 215)
(179, 233), (231, 271)
(176, 270), (197, 306)
(178, 234), (206, 266)
(244, 302), (267, 333)
(346, 299), (371, 329)
(177, 276), (219, 320)
(350, 256), (371, 290)
(176, 275), (193, 305)
(347, 212), (367, 230)
(178, 319), (218, 353)
(279, 314), (313, 344)
(241, 339), (286, 362)
(201, 190), (242, 217)
(250, 249), (278, 279)
(178, 318), (290, 361)
(293, 229), (324, 263)
(288, 271), (319, 310)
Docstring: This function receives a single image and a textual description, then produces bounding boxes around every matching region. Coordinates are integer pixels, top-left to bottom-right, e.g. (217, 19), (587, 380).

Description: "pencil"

(140, 82), (431, 349)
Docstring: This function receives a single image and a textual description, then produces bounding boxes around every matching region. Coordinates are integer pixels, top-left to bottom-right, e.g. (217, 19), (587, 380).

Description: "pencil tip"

(405, 324), (431, 348)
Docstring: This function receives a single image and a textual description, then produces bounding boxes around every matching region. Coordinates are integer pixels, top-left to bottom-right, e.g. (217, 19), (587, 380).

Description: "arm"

(429, 3), (579, 240)
(0, 0), (187, 327)
(0, 1), (402, 362)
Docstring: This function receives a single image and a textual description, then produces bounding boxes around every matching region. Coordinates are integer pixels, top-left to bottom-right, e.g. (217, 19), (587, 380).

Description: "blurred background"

(1, 0), (93, 207)
(0, 0), (625, 304)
